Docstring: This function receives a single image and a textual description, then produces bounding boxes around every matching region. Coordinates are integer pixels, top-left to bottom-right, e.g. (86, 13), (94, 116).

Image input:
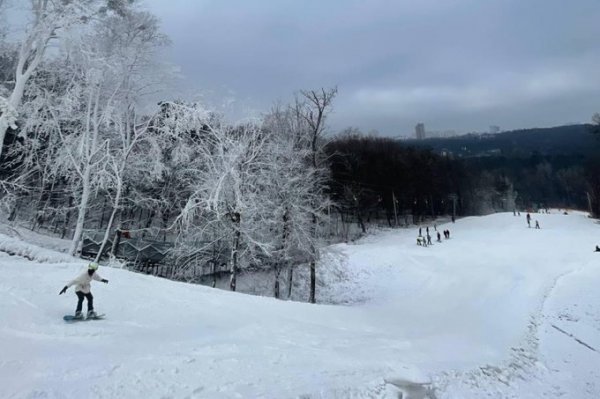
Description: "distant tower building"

(489, 125), (500, 134)
(415, 123), (426, 140)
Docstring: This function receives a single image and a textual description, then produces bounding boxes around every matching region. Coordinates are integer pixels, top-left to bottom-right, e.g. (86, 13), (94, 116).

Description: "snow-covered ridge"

(0, 232), (77, 264)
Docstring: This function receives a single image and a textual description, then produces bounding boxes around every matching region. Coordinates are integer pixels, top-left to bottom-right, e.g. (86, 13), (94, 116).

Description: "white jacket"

(67, 270), (103, 294)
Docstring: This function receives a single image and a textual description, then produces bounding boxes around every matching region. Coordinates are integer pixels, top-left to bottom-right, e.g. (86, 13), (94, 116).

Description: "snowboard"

(63, 314), (105, 322)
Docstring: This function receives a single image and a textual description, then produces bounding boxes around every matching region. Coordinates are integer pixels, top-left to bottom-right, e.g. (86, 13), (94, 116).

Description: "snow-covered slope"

(0, 212), (598, 398)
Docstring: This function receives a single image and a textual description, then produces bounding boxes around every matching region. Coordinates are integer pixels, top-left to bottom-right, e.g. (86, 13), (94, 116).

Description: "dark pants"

(76, 291), (94, 312)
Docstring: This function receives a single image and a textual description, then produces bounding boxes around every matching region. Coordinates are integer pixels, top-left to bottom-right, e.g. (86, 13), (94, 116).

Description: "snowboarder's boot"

(87, 310), (98, 319)
(73, 311), (84, 320)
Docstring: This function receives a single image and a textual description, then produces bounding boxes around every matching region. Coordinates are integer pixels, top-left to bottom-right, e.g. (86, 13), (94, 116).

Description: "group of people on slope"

(525, 212), (540, 229)
(417, 224), (450, 247)
(515, 209), (542, 229)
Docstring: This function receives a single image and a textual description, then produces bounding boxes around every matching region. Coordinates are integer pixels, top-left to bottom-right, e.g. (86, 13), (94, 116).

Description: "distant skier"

(426, 226), (429, 235)
(59, 263), (108, 320)
(418, 227), (422, 237)
(535, 220), (540, 229)
(526, 213), (531, 228)
(437, 231), (441, 242)
(595, 245), (600, 252)
(427, 234), (432, 245)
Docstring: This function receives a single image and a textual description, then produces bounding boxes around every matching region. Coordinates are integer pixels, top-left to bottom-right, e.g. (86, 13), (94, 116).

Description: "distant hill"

(404, 124), (596, 158)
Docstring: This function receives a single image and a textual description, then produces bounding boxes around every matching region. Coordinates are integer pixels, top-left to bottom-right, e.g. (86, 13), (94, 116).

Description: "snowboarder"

(535, 220), (540, 229)
(59, 262), (108, 319)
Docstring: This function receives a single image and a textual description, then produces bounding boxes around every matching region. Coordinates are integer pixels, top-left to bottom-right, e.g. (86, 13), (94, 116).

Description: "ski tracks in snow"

(431, 258), (600, 398)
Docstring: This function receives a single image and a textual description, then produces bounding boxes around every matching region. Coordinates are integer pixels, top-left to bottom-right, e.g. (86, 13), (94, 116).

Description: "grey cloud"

(144, 0), (600, 136)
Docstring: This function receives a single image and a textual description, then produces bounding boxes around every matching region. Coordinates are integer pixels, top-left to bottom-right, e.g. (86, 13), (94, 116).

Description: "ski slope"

(0, 212), (599, 398)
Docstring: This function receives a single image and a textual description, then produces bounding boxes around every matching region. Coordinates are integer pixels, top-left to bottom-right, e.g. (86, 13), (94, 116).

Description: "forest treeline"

(327, 124), (600, 226)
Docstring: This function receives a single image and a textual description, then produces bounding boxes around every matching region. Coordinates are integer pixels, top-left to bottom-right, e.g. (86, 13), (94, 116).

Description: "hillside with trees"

(1, 1), (599, 300)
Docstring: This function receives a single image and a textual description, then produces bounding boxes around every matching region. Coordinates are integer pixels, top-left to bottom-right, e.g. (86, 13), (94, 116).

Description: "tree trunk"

(110, 228), (121, 257)
(162, 209), (170, 241)
(95, 180), (123, 262)
(62, 196), (74, 239)
(309, 211), (317, 303)
(8, 198), (18, 221)
(69, 166), (92, 256)
(357, 210), (366, 233)
(274, 264), (281, 299)
(98, 196), (108, 229)
(392, 191), (399, 227)
(287, 264), (294, 299)
(309, 260), (316, 303)
(211, 261), (217, 288)
(229, 215), (241, 291)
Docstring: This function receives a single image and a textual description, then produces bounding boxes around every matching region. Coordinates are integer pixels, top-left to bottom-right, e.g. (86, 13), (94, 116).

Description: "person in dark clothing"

(535, 220), (540, 229)
(595, 245), (600, 252)
(426, 226), (429, 235)
(427, 234), (432, 245)
(437, 231), (441, 242)
(526, 213), (531, 228)
(419, 227), (422, 237)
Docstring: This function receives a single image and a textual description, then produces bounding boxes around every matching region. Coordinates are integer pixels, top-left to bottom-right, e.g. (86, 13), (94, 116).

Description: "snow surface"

(0, 212), (599, 398)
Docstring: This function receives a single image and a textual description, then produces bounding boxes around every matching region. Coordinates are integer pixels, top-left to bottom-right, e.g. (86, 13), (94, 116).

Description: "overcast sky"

(143, 0), (600, 137)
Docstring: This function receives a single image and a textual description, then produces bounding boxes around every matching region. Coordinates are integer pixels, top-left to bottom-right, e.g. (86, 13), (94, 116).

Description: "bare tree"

(298, 87), (337, 303)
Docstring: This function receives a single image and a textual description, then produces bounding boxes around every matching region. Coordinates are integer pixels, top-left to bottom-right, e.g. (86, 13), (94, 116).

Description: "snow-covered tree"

(176, 110), (275, 291)
(0, 0), (104, 162)
(263, 105), (327, 299)
(29, 3), (168, 256)
(90, 10), (170, 260)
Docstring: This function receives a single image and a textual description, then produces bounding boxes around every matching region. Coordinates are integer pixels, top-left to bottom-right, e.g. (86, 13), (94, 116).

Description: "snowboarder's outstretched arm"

(92, 272), (108, 284)
(60, 272), (84, 294)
